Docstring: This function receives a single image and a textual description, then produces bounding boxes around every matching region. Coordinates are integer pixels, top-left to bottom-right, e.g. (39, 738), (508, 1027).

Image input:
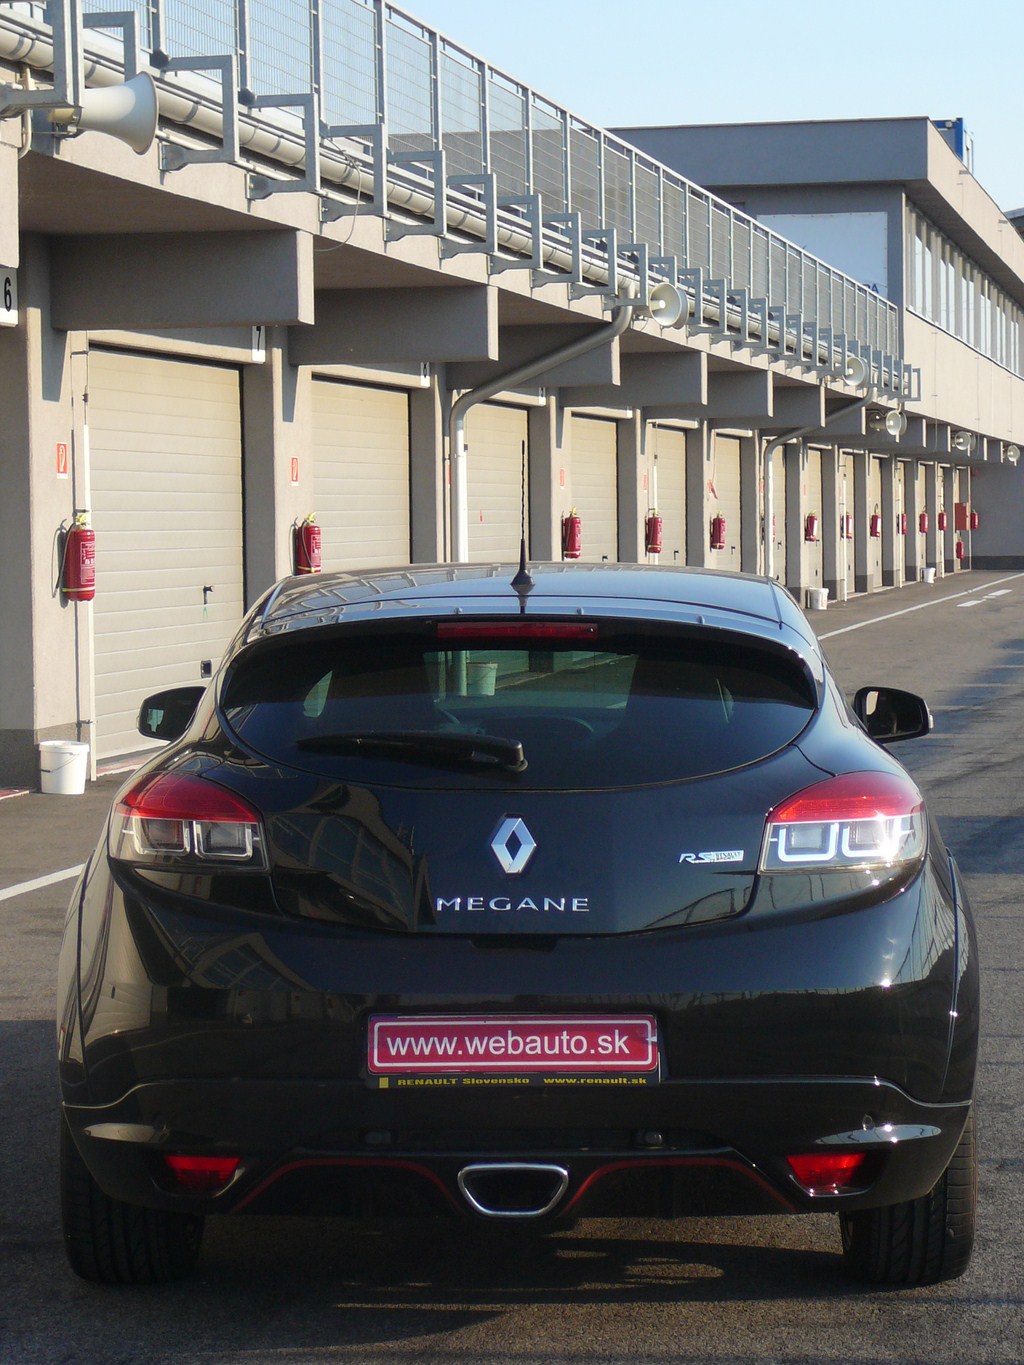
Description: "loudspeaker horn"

(841, 354), (869, 387)
(884, 408), (908, 438)
(48, 72), (158, 155)
(634, 281), (687, 328)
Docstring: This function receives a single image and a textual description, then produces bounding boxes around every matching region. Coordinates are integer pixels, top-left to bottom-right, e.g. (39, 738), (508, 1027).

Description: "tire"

(59, 1113), (204, 1284)
(839, 1107), (976, 1286)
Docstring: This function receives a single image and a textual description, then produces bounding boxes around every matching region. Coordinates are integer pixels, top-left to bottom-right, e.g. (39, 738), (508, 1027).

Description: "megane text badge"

(490, 816), (536, 875)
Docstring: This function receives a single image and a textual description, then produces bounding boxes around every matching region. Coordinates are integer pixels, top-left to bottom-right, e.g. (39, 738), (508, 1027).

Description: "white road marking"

(0, 864), (85, 903)
(819, 572), (1024, 639)
(987, 589), (1013, 598)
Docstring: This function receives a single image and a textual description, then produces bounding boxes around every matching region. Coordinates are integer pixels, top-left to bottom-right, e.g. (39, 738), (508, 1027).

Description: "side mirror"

(853, 686), (932, 743)
(138, 686), (206, 742)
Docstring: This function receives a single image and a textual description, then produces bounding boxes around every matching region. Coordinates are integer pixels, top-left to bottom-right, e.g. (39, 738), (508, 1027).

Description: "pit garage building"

(1, 1), (1022, 787)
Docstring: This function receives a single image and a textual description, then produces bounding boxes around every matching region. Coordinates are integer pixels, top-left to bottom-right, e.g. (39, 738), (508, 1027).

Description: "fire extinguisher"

(293, 514), (322, 574)
(899, 512), (907, 535)
(970, 510), (980, 530)
(710, 514), (726, 551)
(60, 512), (96, 602)
(919, 511), (929, 534)
(841, 513), (853, 540)
(869, 512), (881, 538)
(955, 539), (965, 561)
(644, 511), (663, 555)
(937, 510), (948, 532)
(804, 513), (819, 543)
(562, 509), (582, 560)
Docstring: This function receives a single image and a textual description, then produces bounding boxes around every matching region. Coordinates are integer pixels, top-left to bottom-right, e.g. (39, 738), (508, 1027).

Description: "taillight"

(110, 772), (267, 869)
(761, 771), (925, 873)
(163, 1154), (241, 1193)
(786, 1152), (873, 1196)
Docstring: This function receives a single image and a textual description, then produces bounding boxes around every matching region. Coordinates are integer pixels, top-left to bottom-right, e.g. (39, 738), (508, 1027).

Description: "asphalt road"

(2, 568), (1022, 1364)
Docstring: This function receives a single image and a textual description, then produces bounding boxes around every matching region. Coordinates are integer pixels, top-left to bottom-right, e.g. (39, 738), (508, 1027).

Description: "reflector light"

(111, 772), (266, 868)
(163, 1154), (240, 1193)
(436, 621), (598, 641)
(786, 1152), (869, 1196)
(761, 771), (925, 873)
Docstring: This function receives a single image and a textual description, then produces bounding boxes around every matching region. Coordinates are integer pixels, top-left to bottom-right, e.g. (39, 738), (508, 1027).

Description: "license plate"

(367, 1014), (659, 1086)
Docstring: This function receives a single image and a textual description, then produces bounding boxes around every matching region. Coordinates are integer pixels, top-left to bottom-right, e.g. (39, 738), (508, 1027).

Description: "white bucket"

(39, 740), (89, 795)
(923, 566), (936, 585)
(808, 587), (829, 611)
(466, 661), (499, 696)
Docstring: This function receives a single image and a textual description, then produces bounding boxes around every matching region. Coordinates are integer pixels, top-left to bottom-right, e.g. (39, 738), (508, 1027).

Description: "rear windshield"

(222, 624), (816, 788)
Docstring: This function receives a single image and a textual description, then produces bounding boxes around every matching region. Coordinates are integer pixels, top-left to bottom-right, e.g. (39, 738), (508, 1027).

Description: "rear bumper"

(64, 1076), (971, 1221)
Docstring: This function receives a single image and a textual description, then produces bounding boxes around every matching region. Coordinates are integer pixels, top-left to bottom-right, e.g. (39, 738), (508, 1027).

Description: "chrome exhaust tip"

(457, 1162), (569, 1219)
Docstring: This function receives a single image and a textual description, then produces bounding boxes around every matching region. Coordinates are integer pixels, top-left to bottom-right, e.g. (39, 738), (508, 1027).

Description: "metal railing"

(5, 0), (902, 376)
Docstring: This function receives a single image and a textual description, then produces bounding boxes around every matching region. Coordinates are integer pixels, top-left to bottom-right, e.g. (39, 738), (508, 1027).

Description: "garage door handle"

(202, 585), (213, 605)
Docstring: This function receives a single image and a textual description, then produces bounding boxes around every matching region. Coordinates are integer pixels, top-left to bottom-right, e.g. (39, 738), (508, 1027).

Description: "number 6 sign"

(1, 270), (17, 327)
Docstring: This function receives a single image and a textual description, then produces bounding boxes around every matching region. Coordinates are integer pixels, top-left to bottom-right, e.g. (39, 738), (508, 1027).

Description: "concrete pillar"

(685, 422), (711, 568)
(616, 411), (644, 563)
(739, 435), (760, 574)
(852, 451), (872, 594)
(784, 442), (804, 601)
(410, 372), (445, 563)
(528, 397), (567, 561)
(880, 457), (902, 588)
(241, 329), (313, 598)
(0, 236), (86, 787)
(924, 463), (941, 578)
(820, 446), (843, 604)
(904, 463), (923, 581)
(942, 465), (957, 573)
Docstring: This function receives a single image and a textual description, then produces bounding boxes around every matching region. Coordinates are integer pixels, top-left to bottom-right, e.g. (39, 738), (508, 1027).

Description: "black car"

(57, 563), (978, 1287)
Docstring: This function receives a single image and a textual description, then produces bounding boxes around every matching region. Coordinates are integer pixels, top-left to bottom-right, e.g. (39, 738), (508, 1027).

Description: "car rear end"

(59, 568), (977, 1257)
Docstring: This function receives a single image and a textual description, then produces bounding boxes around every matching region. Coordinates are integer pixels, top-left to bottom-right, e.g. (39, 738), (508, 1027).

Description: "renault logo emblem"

(490, 816), (536, 875)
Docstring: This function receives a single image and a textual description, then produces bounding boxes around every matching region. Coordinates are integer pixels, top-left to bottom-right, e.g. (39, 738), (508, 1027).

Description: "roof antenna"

(510, 439), (534, 608)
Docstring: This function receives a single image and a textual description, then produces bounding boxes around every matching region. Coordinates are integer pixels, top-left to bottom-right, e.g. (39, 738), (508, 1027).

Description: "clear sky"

(407, 0), (1024, 213)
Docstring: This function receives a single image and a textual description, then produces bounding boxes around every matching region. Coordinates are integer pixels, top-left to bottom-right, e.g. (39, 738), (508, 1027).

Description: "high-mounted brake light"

(436, 622), (598, 641)
(111, 772), (267, 869)
(761, 771), (926, 873)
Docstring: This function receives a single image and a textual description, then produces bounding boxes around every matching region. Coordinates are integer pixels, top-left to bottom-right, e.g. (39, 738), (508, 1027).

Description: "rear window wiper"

(296, 730), (527, 773)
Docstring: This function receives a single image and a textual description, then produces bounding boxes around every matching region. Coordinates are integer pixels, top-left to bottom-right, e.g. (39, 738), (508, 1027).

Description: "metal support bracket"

(320, 122), (387, 221)
(490, 193), (544, 273)
(246, 93), (320, 199)
(531, 212), (581, 287)
(439, 173), (498, 257)
(82, 9), (141, 79)
(728, 288), (751, 345)
(684, 273), (728, 335)
(569, 228), (619, 300)
(158, 55), (239, 171)
(0, 0), (82, 114)
(384, 149), (447, 241)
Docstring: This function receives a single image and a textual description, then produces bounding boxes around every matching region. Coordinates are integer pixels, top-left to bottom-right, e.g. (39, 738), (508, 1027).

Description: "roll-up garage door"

(571, 416), (618, 563)
(312, 379), (410, 570)
(88, 349), (244, 761)
(868, 456), (883, 587)
(842, 453), (856, 598)
(651, 426), (685, 564)
(771, 446), (786, 582)
(465, 402), (529, 561)
(710, 435), (741, 570)
(805, 447), (823, 591)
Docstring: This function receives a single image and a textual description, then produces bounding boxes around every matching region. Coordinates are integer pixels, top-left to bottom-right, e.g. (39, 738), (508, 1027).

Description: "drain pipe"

(448, 294), (637, 562)
(762, 386), (878, 580)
